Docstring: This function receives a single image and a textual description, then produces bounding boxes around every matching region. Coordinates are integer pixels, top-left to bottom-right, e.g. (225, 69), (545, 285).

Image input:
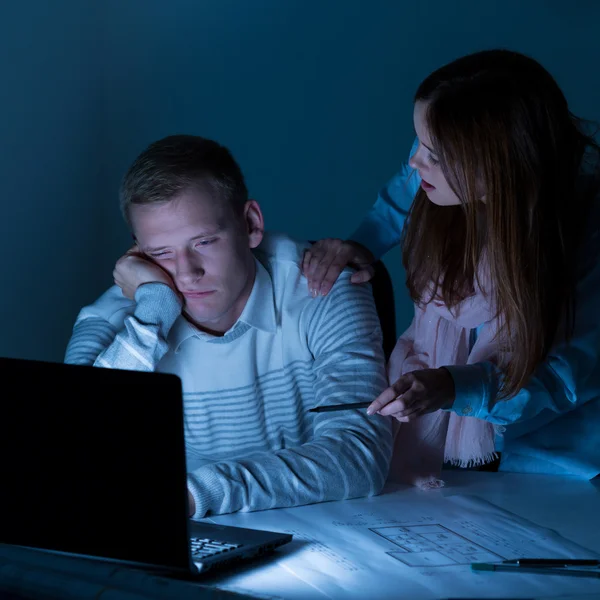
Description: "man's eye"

(149, 252), (170, 259)
(195, 239), (216, 248)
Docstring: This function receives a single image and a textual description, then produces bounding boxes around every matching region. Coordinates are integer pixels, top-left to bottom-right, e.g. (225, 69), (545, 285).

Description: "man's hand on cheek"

(113, 245), (179, 300)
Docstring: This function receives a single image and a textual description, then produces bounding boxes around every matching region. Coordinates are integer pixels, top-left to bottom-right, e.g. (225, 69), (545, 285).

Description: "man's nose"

(176, 251), (204, 283)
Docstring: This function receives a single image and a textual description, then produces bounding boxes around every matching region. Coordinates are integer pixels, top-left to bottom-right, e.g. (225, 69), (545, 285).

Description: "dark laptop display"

(0, 357), (291, 575)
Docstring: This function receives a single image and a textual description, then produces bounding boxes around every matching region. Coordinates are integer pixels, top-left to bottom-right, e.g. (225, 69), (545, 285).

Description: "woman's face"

(409, 100), (462, 206)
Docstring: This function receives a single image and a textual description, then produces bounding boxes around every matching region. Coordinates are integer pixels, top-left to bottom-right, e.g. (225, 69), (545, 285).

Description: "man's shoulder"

(255, 231), (355, 274)
(254, 231), (356, 289)
(253, 231), (309, 267)
(254, 232), (372, 318)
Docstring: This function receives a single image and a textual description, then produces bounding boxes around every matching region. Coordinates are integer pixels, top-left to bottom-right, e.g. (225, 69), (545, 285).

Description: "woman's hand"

(302, 238), (375, 297)
(367, 368), (456, 421)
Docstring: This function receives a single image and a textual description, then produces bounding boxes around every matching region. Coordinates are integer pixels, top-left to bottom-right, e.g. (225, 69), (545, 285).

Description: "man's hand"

(367, 368), (456, 422)
(302, 239), (375, 297)
(187, 489), (196, 518)
(113, 245), (178, 300)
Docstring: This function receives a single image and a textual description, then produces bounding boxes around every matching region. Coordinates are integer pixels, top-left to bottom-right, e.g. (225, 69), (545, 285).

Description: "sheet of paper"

(205, 489), (600, 600)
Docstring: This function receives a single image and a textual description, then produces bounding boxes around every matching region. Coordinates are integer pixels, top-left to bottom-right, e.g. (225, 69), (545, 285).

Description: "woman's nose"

(409, 148), (425, 170)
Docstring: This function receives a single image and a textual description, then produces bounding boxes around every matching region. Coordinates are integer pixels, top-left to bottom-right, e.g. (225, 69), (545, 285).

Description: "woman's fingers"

(350, 265), (375, 284)
(367, 376), (413, 415)
(309, 249), (341, 295)
(301, 249), (313, 277)
(317, 254), (352, 295)
(303, 239), (376, 296)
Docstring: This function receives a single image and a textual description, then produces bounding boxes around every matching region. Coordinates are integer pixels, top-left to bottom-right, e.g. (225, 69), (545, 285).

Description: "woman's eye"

(429, 154), (439, 166)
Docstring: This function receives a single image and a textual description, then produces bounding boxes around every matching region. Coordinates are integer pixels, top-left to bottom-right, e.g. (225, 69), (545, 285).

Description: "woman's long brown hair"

(402, 49), (600, 398)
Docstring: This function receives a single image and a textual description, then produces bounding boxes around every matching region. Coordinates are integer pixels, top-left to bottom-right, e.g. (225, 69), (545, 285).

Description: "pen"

(471, 562), (600, 578)
(503, 558), (600, 567)
(308, 401), (372, 413)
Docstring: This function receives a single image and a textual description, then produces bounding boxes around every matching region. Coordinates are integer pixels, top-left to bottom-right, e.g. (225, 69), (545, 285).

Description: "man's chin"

(183, 308), (216, 325)
(183, 308), (227, 334)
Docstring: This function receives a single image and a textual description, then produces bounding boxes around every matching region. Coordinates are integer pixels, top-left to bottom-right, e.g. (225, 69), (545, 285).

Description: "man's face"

(130, 189), (261, 334)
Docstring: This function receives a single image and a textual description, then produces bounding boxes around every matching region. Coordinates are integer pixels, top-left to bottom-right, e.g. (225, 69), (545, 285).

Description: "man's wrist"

(134, 283), (183, 334)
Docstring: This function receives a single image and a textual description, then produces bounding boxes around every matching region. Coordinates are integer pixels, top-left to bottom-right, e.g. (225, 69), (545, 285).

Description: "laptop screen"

(0, 357), (191, 572)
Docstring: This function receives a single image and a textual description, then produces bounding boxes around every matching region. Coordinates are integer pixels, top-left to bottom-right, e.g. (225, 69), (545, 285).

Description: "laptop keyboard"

(190, 537), (242, 560)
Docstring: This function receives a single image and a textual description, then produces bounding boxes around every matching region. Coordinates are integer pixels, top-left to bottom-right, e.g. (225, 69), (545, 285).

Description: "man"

(65, 134), (393, 519)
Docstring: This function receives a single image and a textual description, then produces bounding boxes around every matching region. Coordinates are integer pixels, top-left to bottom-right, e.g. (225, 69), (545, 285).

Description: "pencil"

(471, 562), (600, 578)
(308, 401), (372, 413)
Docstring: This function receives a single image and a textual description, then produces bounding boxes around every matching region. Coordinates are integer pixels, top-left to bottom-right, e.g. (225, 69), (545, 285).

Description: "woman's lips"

(421, 177), (435, 192)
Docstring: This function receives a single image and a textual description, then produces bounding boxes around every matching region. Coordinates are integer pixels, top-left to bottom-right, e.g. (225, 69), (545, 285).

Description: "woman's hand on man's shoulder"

(302, 238), (375, 297)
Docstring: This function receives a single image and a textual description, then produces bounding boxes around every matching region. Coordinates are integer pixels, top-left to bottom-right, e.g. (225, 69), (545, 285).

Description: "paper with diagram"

(204, 487), (600, 600)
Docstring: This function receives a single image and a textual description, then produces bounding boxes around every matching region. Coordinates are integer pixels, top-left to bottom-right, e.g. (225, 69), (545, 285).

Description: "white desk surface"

(200, 471), (600, 600)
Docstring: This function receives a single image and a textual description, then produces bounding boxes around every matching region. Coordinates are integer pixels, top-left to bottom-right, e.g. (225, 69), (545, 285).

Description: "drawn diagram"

(371, 524), (505, 567)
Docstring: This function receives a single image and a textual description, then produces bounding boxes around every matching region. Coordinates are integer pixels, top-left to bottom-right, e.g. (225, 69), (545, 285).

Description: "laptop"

(0, 356), (292, 576)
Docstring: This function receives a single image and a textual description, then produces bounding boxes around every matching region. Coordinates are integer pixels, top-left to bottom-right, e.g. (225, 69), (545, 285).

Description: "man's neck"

(184, 257), (257, 337)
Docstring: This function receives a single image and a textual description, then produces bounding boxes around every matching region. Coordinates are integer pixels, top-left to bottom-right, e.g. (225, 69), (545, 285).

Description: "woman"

(303, 49), (600, 483)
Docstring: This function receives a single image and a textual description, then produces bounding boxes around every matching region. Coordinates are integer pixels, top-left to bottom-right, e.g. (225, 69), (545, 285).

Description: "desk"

(200, 471), (600, 600)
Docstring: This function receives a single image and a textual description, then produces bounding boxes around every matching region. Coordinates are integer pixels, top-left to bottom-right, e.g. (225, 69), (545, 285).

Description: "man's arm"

(187, 273), (393, 518)
(64, 283), (181, 371)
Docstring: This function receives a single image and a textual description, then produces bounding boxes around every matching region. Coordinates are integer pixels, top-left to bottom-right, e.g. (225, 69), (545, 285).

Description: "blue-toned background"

(2, 0), (599, 362)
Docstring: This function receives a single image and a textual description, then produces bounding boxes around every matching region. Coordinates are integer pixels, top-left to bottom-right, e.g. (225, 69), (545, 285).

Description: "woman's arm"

(446, 214), (600, 431)
(350, 138), (420, 260)
(303, 138), (420, 295)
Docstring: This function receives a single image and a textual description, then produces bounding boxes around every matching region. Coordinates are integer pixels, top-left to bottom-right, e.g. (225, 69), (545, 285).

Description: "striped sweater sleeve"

(64, 283), (181, 371)
(187, 274), (393, 518)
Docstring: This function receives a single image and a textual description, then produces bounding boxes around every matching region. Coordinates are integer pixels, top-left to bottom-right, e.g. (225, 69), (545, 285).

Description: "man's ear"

(243, 200), (264, 249)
